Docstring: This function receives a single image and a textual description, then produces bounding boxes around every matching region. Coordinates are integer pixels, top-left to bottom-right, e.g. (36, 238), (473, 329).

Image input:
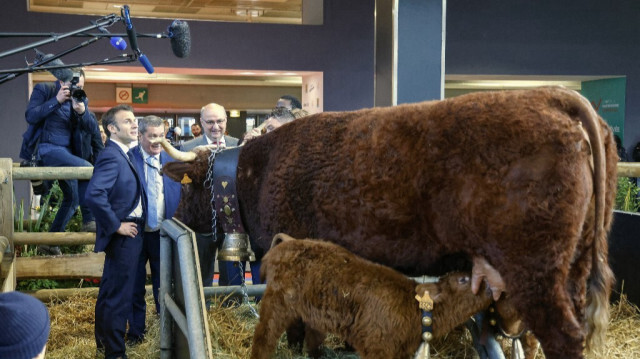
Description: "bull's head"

(152, 137), (216, 233)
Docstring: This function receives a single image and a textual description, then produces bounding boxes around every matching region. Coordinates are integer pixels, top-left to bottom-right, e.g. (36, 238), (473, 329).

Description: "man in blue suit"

(85, 104), (145, 359)
(127, 115), (181, 342)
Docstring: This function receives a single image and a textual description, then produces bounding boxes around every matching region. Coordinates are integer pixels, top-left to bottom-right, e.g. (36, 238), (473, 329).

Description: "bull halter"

(414, 291), (434, 359)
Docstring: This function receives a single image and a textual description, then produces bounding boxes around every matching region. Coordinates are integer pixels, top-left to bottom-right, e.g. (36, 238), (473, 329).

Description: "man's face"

(140, 125), (164, 156)
(99, 125), (107, 144)
(276, 98), (292, 110)
(191, 124), (202, 137)
(200, 106), (227, 141)
(109, 110), (138, 145)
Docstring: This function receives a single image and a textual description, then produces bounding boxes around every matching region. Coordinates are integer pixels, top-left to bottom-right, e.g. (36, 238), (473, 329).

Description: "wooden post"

(0, 159), (14, 291)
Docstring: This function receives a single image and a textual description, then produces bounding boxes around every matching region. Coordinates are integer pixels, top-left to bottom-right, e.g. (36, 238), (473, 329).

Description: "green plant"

(615, 177), (640, 212)
(13, 180), (91, 291)
(18, 279), (59, 291)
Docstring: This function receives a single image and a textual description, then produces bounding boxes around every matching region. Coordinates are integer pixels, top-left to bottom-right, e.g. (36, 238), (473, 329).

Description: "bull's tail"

(557, 87), (615, 352)
(270, 232), (297, 248)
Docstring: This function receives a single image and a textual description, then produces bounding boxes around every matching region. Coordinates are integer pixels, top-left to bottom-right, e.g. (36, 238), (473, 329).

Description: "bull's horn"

(271, 233), (297, 248)
(151, 137), (196, 162)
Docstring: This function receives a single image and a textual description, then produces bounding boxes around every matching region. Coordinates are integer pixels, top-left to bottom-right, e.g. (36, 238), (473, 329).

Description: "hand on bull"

(471, 256), (505, 301)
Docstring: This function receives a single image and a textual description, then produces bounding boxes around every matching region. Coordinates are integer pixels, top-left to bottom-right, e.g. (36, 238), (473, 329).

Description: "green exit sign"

(132, 87), (148, 104)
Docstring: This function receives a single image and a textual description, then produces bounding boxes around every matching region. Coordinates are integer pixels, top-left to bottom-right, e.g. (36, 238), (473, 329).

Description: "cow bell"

(217, 233), (256, 262)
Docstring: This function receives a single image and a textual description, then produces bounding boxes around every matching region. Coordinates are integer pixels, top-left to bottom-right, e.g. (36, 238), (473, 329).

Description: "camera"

(69, 72), (86, 102)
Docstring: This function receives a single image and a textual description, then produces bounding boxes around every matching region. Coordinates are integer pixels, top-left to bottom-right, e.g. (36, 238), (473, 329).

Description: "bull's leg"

(303, 325), (326, 359)
(285, 318), (306, 351)
(509, 270), (584, 359)
(251, 291), (297, 359)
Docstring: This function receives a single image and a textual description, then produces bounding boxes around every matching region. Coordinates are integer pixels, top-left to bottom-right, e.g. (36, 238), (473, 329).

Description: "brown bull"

(160, 87), (617, 359)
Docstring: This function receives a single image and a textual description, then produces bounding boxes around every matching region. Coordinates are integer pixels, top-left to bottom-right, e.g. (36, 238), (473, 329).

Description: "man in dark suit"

(127, 115), (181, 342)
(85, 104), (145, 359)
(180, 103), (243, 292)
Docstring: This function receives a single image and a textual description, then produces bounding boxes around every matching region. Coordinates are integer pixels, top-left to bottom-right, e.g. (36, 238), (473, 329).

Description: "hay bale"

(42, 293), (640, 359)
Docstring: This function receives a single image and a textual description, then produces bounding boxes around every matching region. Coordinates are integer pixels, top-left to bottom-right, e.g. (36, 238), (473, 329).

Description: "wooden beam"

(12, 166), (93, 180)
(617, 162), (640, 178)
(13, 232), (95, 245)
(27, 285), (152, 302)
(16, 252), (105, 279)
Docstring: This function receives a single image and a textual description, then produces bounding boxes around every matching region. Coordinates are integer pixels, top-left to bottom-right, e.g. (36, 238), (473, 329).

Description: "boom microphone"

(34, 50), (73, 82)
(168, 20), (191, 58)
(121, 5), (154, 74)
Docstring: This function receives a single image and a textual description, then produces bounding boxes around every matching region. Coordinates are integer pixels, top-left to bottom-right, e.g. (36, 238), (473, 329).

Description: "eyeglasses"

(202, 118), (227, 126)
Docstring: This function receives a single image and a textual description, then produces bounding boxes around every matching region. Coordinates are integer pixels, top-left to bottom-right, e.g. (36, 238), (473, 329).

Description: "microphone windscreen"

(139, 54), (155, 74)
(35, 53), (73, 82)
(110, 37), (128, 51)
(168, 20), (191, 58)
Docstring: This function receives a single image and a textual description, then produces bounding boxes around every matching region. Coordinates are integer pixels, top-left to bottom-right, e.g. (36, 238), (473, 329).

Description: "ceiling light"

(230, 110), (241, 118)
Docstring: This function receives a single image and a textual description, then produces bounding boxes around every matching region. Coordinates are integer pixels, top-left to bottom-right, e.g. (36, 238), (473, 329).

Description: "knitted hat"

(0, 291), (50, 359)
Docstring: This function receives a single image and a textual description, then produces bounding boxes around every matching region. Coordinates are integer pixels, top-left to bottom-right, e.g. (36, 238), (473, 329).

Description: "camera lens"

(72, 89), (86, 102)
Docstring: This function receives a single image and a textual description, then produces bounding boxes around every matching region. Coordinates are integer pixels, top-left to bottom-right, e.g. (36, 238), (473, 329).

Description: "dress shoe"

(82, 221), (97, 232)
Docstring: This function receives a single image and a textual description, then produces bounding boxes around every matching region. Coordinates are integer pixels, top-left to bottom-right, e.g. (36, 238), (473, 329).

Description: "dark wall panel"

(446, 0), (640, 155)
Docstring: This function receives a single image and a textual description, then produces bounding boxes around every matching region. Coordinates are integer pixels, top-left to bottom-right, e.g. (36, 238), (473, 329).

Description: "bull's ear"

(162, 162), (195, 183)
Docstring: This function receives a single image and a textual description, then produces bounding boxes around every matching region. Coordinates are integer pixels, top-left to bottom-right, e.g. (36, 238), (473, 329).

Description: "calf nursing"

(251, 236), (494, 359)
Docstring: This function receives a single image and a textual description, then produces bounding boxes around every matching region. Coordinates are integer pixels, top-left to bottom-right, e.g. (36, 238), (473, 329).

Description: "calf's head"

(416, 272), (492, 337)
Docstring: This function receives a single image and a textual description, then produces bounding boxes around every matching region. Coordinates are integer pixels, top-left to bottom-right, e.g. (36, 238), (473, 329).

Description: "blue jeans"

(40, 147), (94, 231)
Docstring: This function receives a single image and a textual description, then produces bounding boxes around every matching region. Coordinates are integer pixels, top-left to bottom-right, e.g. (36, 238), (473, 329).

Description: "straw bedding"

(43, 294), (640, 358)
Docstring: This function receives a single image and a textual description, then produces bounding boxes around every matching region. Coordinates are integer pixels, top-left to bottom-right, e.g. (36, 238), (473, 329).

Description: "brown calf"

(251, 237), (493, 359)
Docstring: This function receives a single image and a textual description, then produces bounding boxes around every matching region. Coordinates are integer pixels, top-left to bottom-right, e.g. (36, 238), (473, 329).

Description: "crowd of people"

(15, 66), (307, 359)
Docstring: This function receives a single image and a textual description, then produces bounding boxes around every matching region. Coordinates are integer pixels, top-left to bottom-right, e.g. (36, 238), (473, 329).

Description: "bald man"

(181, 103), (238, 150)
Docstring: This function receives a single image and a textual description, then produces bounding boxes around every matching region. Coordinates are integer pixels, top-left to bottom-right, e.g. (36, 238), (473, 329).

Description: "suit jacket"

(130, 146), (182, 223)
(86, 141), (146, 252)
(180, 135), (238, 151)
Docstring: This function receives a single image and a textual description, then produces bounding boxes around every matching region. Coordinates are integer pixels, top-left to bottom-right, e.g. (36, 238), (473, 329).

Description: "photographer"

(22, 68), (103, 255)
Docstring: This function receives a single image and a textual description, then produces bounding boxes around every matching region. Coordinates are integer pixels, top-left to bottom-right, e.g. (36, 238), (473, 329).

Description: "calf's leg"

(251, 291), (298, 359)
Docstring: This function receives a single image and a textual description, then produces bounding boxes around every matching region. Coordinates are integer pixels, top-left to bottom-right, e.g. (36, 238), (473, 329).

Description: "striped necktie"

(145, 156), (159, 229)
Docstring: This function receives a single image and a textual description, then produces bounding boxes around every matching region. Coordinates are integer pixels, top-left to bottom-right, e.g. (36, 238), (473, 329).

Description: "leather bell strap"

(212, 146), (247, 234)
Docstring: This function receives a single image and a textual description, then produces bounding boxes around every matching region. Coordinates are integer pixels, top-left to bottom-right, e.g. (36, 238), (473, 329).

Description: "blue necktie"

(146, 156), (159, 229)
